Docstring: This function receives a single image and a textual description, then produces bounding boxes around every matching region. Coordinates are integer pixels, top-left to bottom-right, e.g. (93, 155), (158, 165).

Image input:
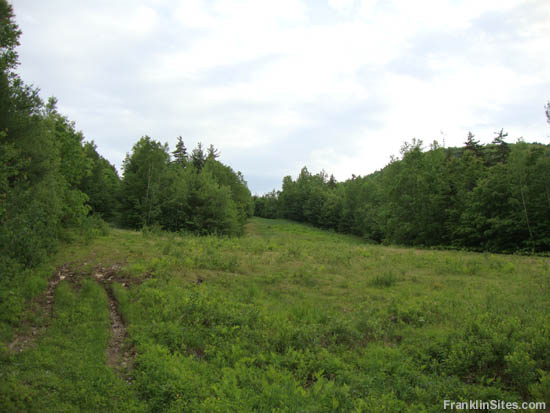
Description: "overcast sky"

(11, 0), (550, 194)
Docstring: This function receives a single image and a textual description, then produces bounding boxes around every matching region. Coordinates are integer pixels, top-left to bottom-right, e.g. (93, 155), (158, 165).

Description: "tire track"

(104, 284), (134, 373)
(7, 265), (72, 354)
(7, 263), (137, 379)
(93, 266), (135, 376)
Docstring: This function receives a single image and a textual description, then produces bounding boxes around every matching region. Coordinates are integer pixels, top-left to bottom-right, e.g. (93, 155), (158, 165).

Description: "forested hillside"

(255, 134), (550, 253)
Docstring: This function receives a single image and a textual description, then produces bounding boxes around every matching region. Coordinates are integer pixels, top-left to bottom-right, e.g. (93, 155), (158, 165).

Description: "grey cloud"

(386, 54), (435, 81)
(222, 98), (388, 193)
(10, 0), (550, 194)
(196, 54), (284, 86)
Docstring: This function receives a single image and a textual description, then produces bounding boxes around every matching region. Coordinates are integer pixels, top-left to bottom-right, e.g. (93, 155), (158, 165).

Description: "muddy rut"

(96, 267), (135, 373)
(8, 265), (71, 353)
(8, 264), (135, 375)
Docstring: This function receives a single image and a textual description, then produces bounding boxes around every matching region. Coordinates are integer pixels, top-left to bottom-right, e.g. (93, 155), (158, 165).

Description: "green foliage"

(1, 3), (548, 409)
(120, 138), (252, 236)
(370, 270), (398, 287)
(530, 370), (550, 405)
(190, 142), (206, 171)
(0, 1), (121, 343)
(0, 0), (20, 73)
(254, 190), (280, 218)
(2, 219), (550, 411)
(79, 141), (120, 222)
(171, 135), (188, 166)
(178, 168), (241, 236)
(0, 280), (146, 412)
(203, 158), (253, 224)
(119, 136), (170, 228)
(260, 136), (550, 253)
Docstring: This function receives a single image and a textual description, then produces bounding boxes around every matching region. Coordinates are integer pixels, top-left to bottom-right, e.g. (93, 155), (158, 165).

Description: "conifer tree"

(206, 144), (220, 160)
(191, 142), (206, 171)
(172, 136), (188, 165)
(490, 128), (510, 164)
(464, 131), (482, 157)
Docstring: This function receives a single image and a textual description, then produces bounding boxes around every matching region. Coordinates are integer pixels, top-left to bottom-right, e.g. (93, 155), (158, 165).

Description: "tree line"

(0, 0), (252, 284)
(119, 136), (253, 235)
(255, 132), (550, 254)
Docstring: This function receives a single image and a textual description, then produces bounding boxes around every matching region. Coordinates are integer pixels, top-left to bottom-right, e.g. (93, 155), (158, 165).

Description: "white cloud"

(174, 0), (216, 29)
(11, 0), (550, 193)
(328, 0), (357, 15)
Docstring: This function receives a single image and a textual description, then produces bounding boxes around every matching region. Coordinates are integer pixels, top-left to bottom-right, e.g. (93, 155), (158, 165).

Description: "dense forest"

(255, 132), (550, 254)
(0, 0), (252, 285)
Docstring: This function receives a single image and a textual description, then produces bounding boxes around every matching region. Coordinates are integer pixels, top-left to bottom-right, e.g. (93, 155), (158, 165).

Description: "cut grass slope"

(1, 217), (549, 411)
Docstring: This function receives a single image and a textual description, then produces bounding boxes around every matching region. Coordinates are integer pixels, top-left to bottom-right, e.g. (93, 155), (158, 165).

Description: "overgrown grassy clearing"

(1, 217), (549, 411)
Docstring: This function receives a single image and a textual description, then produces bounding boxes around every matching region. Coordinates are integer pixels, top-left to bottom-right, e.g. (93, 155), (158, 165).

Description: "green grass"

(1, 217), (549, 411)
(0, 279), (145, 412)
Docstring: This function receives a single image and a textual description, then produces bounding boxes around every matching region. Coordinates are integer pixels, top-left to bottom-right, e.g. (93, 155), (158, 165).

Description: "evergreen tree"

(191, 142), (206, 171)
(183, 169), (241, 235)
(464, 131), (482, 158)
(206, 144), (220, 160)
(172, 136), (188, 166)
(489, 129), (510, 165)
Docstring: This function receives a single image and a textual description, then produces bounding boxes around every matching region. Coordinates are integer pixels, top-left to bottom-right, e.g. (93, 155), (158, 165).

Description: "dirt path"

(103, 285), (134, 374)
(8, 265), (73, 353)
(93, 265), (135, 374)
(8, 264), (135, 376)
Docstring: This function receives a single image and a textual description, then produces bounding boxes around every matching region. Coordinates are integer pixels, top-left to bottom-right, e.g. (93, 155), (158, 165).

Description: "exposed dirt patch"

(103, 284), (135, 375)
(93, 263), (145, 288)
(7, 261), (139, 382)
(93, 264), (136, 376)
(8, 263), (138, 377)
(105, 286), (125, 367)
(7, 265), (74, 354)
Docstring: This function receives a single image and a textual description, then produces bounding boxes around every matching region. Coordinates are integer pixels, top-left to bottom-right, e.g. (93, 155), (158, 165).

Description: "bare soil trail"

(8, 264), (73, 354)
(93, 265), (135, 374)
(7, 263), (136, 375)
